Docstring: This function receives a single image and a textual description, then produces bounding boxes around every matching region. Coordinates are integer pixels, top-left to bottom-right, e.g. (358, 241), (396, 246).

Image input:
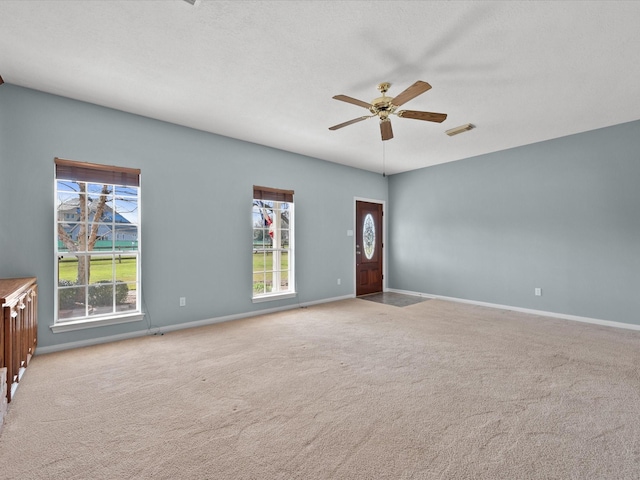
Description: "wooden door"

(356, 201), (383, 296)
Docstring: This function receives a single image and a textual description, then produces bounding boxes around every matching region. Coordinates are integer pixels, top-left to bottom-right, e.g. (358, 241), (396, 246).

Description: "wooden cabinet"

(0, 277), (38, 405)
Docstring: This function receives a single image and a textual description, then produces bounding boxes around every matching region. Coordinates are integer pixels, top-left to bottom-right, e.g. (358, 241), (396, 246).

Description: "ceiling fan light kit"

(445, 123), (475, 136)
(329, 80), (448, 141)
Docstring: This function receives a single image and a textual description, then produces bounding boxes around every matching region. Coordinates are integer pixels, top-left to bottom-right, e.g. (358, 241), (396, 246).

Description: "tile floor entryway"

(358, 292), (430, 307)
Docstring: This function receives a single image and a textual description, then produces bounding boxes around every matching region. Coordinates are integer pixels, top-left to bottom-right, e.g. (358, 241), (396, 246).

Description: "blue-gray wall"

(2, 83), (638, 352)
(388, 120), (640, 326)
(0, 85), (387, 349)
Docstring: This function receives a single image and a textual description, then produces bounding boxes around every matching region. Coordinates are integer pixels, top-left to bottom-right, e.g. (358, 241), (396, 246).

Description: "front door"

(355, 201), (383, 296)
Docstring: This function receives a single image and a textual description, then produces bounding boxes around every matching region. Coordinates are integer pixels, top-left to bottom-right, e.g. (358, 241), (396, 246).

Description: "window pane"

(116, 283), (137, 312)
(279, 251), (289, 272)
(275, 228), (289, 247)
(252, 206), (263, 222)
(278, 252), (289, 290)
(90, 207), (112, 224)
(86, 183), (111, 195)
(114, 196), (139, 224)
(57, 224), (82, 252)
(265, 272), (273, 293)
(257, 229), (272, 247)
(57, 191), (84, 221)
(58, 181), (89, 250)
(115, 255), (138, 284)
(75, 232), (89, 253)
(253, 251), (266, 274)
(58, 256), (79, 283)
(253, 273), (265, 295)
(264, 251), (273, 272)
(363, 213), (376, 260)
(254, 204), (274, 245)
(115, 225), (138, 250)
(89, 224), (114, 251)
(86, 184), (113, 222)
(59, 255), (89, 285)
(76, 254), (89, 285)
(114, 185), (138, 198)
(58, 286), (86, 319)
(57, 180), (82, 193)
(88, 282), (114, 315)
(281, 208), (290, 226)
(89, 255), (114, 283)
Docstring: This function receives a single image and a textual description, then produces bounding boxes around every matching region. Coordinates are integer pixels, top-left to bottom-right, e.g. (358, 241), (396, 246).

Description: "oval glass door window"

(363, 213), (375, 259)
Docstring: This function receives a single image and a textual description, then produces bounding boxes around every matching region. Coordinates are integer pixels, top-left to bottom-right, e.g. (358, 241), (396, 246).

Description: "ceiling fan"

(329, 81), (447, 141)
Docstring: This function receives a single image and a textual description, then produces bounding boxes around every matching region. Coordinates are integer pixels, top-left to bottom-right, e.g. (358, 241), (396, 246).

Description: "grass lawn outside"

(253, 251), (289, 293)
(60, 253), (286, 292)
(58, 255), (138, 289)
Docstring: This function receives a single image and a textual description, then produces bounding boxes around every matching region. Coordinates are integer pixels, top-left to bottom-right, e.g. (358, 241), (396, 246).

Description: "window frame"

(52, 158), (144, 332)
(252, 186), (296, 303)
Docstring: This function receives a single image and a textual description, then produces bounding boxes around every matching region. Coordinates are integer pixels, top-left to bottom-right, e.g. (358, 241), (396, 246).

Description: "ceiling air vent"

(445, 123), (474, 136)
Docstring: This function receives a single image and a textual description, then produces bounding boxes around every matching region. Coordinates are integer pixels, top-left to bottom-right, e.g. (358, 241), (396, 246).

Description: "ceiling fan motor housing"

(370, 97), (397, 119)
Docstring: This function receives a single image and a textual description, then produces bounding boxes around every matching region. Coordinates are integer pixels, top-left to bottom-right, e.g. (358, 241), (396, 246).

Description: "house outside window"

(252, 186), (295, 302)
(54, 158), (142, 330)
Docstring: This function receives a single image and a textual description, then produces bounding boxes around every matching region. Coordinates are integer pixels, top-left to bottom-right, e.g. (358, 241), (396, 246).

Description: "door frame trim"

(353, 197), (387, 295)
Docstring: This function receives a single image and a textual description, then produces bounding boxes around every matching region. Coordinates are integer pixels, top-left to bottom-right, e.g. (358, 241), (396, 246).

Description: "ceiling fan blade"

(397, 110), (447, 123)
(390, 81), (432, 107)
(332, 95), (372, 109)
(380, 119), (393, 141)
(328, 116), (371, 131)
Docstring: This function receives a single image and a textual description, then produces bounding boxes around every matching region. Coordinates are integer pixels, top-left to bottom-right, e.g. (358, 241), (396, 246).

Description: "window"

(252, 186), (295, 302)
(54, 158), (142, 329)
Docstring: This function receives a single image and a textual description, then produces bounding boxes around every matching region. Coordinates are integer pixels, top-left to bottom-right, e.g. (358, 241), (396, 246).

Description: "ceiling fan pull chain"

(382, 141), (386, 177)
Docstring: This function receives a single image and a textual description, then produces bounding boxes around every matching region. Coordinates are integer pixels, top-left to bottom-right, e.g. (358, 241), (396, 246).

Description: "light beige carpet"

(1, 298), (639, 479)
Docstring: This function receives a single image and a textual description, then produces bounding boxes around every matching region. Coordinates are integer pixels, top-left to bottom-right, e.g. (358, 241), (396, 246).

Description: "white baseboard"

(39, 289), (635, 355)
(157, 294), (355, 335)
(386, 288), (640, 332)
(35, 294), (355, 355)
(35, 329), (150, 356)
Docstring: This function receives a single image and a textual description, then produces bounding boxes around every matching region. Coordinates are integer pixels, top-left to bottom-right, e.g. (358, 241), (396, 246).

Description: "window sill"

(252, 292), (297, 304)
(50, 312), (145, 333)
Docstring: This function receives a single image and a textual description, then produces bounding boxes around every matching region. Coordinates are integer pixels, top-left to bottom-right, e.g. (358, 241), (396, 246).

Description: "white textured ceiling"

(1, 1), (639, 175)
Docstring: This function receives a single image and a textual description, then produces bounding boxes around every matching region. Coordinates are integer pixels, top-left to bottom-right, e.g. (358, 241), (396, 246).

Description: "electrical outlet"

(179, 297), (186, 307)
(534, 288), (542, 297)
(337, 278), (341, 285)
